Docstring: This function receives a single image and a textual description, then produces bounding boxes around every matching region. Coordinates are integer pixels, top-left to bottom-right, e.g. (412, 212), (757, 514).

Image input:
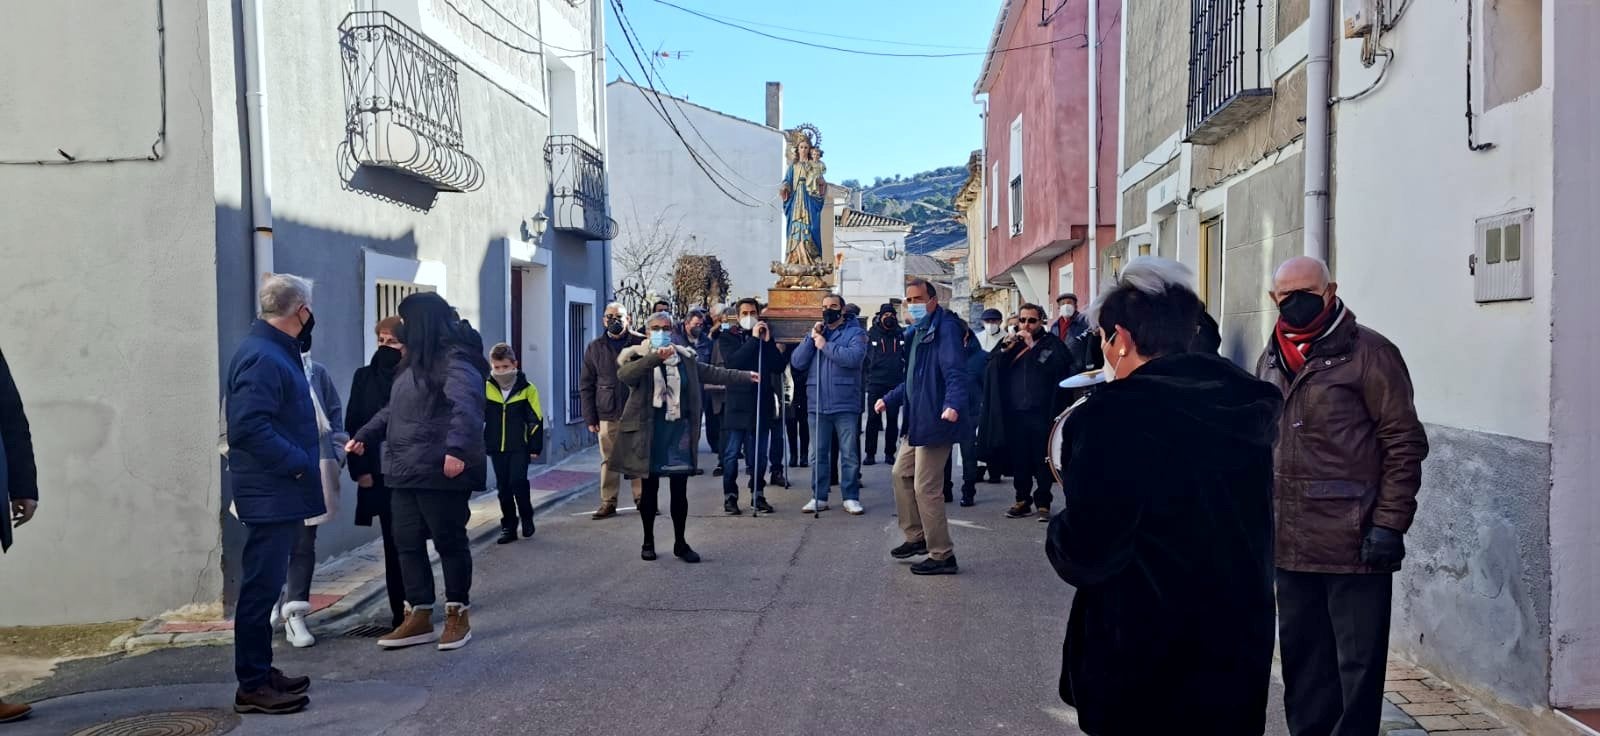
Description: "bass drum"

(1047, 395), (1090, 487)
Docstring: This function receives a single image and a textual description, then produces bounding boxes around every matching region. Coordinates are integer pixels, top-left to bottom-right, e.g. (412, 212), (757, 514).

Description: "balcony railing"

(544, 135), (616, 241)
(1185, 0), (1273, 145)
(339, 11), (484, 192)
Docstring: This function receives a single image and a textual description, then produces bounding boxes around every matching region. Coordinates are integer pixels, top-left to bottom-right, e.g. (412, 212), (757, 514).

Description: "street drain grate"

(342, 623), (391, 638)
(69, 709), (238, 736)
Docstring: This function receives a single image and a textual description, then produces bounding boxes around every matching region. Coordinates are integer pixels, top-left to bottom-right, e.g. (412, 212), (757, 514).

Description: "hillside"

(839, 165), (968, 229)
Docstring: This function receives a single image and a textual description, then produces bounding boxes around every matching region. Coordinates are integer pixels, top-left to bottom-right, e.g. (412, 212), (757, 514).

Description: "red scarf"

(1273, 299), (1345, 375)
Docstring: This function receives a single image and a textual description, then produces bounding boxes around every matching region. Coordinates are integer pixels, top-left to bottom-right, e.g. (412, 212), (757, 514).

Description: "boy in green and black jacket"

(487, 343), (544, 544)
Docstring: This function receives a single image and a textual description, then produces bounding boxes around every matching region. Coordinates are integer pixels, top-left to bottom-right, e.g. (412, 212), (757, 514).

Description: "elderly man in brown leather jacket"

(1257, 256), (1429, 736)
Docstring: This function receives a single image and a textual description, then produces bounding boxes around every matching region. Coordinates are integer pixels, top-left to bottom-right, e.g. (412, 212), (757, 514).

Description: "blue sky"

(604, 0), (999, 184)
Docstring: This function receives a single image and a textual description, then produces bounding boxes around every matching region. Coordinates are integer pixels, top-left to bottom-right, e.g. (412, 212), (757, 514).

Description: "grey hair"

(1085, 256), (1196, 328)
(645, 310), (675, 329)
(258, 274), (314, 319)
(604, 301), (627, 315)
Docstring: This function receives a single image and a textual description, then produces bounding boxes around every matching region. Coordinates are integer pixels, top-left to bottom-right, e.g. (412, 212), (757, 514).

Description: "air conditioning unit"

(1343, 0), (1377, 38)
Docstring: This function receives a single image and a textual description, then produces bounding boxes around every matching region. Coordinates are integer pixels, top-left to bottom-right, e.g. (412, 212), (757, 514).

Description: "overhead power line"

(664, 5), (983, 50)
(652, 0), (1086, 58)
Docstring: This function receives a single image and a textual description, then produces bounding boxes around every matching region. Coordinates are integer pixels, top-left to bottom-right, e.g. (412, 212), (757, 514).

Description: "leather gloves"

(1361, 526), (1406, 571)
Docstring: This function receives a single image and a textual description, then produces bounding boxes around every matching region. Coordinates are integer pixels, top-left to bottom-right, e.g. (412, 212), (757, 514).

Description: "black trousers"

(235, 521), (298, 689)
(639, 474), (690, 547)
(1277, 569), (1393, 736)
(377, 506), (405, 628)
(1009, 414), (1055, 508)
(490, 452), (534, 531)
(943, 418), (981, 497)
(769, 409), (787, 471)
(787, 406), (809, 464)
(392, 487), (473, 607)
(864, 386), (899, 460)
(707, 406), (723, 456)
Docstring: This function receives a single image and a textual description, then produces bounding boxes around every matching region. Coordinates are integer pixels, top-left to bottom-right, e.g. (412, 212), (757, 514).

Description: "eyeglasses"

(1018, 317), (1042, 324)
(648, 326), (672, 333)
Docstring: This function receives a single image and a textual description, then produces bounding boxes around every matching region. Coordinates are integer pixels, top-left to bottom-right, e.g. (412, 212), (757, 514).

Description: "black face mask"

(373, 345), (402, 371)
(297, 310), (316, 353)
(1278, 291), (1327, 329)
(823, 308), (843, 325)
(605, 318), (625, 336)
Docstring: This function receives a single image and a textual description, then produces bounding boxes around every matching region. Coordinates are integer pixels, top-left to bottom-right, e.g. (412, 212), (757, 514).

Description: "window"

(374, 279), (434, 321)
(1474, 208), (1534, 302)
(1008, 115), (1024, 235)
(566, 302), (592, 422)
(1057, 264), (1075, 297)
(1483, 0), (1542, 110)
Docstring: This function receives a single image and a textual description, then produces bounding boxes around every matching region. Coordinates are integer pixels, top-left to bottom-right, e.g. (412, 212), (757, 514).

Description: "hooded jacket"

(485, 371), (545, 456)
(864, 315), (907, 390)
(353, 343), (489, 493)
(1046, 352), (1282, 735)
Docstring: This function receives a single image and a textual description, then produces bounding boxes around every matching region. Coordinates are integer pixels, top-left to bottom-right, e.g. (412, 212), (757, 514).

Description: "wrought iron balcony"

(339, 11), (484, 192)
(544, 135), (617, 240)
(1185, 0), (1273, 145)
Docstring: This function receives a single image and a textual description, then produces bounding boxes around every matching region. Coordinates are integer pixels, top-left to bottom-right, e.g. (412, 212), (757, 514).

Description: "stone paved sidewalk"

(1384, 659), (1514, 735)
(122, 447), (601, 650)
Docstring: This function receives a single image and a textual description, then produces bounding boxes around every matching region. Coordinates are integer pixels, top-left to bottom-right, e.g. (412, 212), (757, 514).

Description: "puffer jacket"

(354, 344), (489, 493)
(225, 321), (324, 524)
(1255, 312), (1429, 574)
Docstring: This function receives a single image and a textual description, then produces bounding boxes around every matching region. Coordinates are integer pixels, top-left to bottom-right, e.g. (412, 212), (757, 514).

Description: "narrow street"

(15, 451), (1290, 734)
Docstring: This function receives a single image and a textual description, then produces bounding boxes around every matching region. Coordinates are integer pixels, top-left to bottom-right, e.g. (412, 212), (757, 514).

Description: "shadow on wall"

(336, 145), (442, 213)
(215, 204), (423, 611)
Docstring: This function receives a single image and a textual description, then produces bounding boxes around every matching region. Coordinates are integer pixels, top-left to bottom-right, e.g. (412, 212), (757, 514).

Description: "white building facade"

(834, 207), (911, 313)
(606, 80), (786, 306)
(0, 0), (611, 625)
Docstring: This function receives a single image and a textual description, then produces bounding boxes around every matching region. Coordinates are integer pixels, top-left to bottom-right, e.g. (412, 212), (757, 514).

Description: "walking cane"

(753, 326), (764, 519)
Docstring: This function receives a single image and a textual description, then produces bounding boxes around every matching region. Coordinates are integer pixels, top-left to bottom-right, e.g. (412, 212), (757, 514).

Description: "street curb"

(120, 452), (601, 652)
(306, 475), (598, 637)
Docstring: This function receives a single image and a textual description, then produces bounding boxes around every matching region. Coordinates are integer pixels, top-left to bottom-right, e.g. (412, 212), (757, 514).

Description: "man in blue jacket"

(790, 292), (868, 514)
(877, 279), (968, 575)
(225, 274), (324, 715)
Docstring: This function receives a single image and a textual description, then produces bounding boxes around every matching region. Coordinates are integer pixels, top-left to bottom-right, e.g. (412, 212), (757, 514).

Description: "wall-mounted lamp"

(529, 212), (549, 239)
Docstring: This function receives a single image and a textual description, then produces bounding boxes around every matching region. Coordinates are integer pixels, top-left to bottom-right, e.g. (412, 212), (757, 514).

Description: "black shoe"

(910, 555), (959, 575)
(884, 455), (895, 465)
(943, 490), (954, 503)
(862, 456), (877, 466)
(724, 498), (742, 516)
(496, 528), (518, 544)
(890, 539), (928, 559)
(674, 543), (701, 563)
(521, 518), (536, 538)
(959, 496), (976, 507)
(269, 668), (310, 695)
(755, 498), (775, 514)
(234, 684), (309, 715)
(641, 544), (657, 561)
(771, 473), (789, 488)
(987, 472), (1003, 484)
(713, 465), (724, 477)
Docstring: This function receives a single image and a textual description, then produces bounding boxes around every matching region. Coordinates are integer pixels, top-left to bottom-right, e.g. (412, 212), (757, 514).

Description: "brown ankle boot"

(377, 605), (437, 649)
(438, 603), (472, 651)
(0, 699), (31, 723)
(591, 502), (617, 520)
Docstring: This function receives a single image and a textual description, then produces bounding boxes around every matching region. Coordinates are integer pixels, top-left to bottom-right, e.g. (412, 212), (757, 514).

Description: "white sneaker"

(843, 500), (864, 515)
(282, 601), (316, 648)
(269, 600), (284, 628)
(801, 499), (829, 513)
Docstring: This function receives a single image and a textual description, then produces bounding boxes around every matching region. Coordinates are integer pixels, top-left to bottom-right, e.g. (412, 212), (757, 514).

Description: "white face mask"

(983, 323), (1000, 335)
(1102, 333), (1123, 382)
(739, 315), (757, 331)
(1059, 304), (1076, 319)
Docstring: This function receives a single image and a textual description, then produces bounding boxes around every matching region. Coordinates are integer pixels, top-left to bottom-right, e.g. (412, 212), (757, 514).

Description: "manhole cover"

(69, 709), (238, 736)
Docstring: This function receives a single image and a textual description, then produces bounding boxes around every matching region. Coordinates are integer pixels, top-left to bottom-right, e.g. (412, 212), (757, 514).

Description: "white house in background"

(0, 0), (610, 625)
(606, 79), (786, 304)
(834, 202), (910, 312)
(1328, 0), (1600, 719)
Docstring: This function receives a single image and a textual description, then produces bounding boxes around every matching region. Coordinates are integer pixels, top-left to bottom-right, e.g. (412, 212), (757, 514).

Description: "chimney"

(765, 82), (782, 129)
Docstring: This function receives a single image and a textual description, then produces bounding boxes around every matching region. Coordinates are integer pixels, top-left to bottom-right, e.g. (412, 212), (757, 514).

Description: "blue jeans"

(235, 520), (299, 689)
(722, 428), (769, 501)
(811, 412), (861, 502)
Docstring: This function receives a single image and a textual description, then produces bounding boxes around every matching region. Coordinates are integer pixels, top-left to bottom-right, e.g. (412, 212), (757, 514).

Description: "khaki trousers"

(893, 442), (955, 560)
(598, 420), (642, 505)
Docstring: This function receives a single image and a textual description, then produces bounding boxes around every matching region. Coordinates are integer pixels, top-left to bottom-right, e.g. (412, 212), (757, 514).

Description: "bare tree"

(671, 254), (731, 314)
(614, 205), (689, 317)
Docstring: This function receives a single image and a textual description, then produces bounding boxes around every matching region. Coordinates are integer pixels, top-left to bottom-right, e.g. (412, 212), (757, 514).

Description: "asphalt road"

(17, 451), (1291, 735)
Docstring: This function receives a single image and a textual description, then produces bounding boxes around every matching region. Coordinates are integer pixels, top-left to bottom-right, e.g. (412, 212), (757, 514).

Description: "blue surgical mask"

(650, 330), (672, 349)
(907, 303), (929, 323)
(720, 322), (731, 332)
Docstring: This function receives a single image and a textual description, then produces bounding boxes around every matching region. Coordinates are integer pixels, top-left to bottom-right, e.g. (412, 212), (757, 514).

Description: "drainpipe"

(1087, 0), (1101, 296)
(1303, 0), (1333, 261)
(242, 0), (274, 280)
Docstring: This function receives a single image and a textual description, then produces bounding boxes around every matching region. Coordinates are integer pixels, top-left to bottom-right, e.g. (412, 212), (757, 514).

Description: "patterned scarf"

(1273, 298), (1349, 376)
(652, 348), (684, 421)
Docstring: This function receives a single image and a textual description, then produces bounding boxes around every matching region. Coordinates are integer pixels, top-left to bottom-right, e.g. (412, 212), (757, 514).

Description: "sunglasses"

(1018, 317), (1042, 324)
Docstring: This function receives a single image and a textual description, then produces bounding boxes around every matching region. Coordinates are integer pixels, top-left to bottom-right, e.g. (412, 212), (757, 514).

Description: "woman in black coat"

(345, 316), (406, 630)
(350, 293), (489, 653)
(1046, 258), (1282, 736)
